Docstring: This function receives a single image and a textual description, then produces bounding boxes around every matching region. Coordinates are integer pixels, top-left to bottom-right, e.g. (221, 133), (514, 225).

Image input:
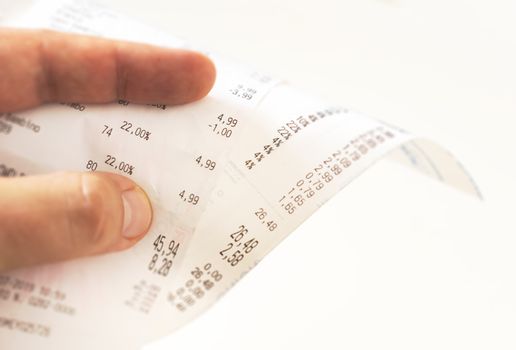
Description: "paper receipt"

(0, 1), (481, 349)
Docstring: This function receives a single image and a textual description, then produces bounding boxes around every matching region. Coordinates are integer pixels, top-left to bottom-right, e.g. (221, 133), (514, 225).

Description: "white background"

(1, 1), (516, 349)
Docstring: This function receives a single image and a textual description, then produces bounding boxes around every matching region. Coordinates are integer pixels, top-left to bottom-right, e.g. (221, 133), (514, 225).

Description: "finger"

(0, 172), (152, 271)
(0, 28), (216, 112)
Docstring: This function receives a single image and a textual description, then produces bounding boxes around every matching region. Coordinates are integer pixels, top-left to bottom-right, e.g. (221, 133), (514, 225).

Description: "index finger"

(0, 28), (216, 112)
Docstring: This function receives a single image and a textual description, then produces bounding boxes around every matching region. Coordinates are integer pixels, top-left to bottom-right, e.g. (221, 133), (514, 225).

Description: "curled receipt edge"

(0, 1), (481, 349)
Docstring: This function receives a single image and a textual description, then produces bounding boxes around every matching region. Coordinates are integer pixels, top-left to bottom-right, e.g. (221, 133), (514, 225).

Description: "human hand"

(0, 29), (216, 271)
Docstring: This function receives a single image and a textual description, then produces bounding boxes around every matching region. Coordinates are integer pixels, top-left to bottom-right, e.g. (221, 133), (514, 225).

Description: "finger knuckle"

(66, 173), (120, 251)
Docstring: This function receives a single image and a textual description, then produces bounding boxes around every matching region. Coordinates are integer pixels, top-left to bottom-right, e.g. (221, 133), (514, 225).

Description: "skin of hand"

(0, 28), (216, 272)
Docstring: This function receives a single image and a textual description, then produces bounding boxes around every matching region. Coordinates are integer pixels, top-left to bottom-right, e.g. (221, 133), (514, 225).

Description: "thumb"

(0, 172), (152, 271)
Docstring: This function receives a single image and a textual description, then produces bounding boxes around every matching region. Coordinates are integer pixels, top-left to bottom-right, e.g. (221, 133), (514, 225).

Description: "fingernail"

(121, 187), (152, 239)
